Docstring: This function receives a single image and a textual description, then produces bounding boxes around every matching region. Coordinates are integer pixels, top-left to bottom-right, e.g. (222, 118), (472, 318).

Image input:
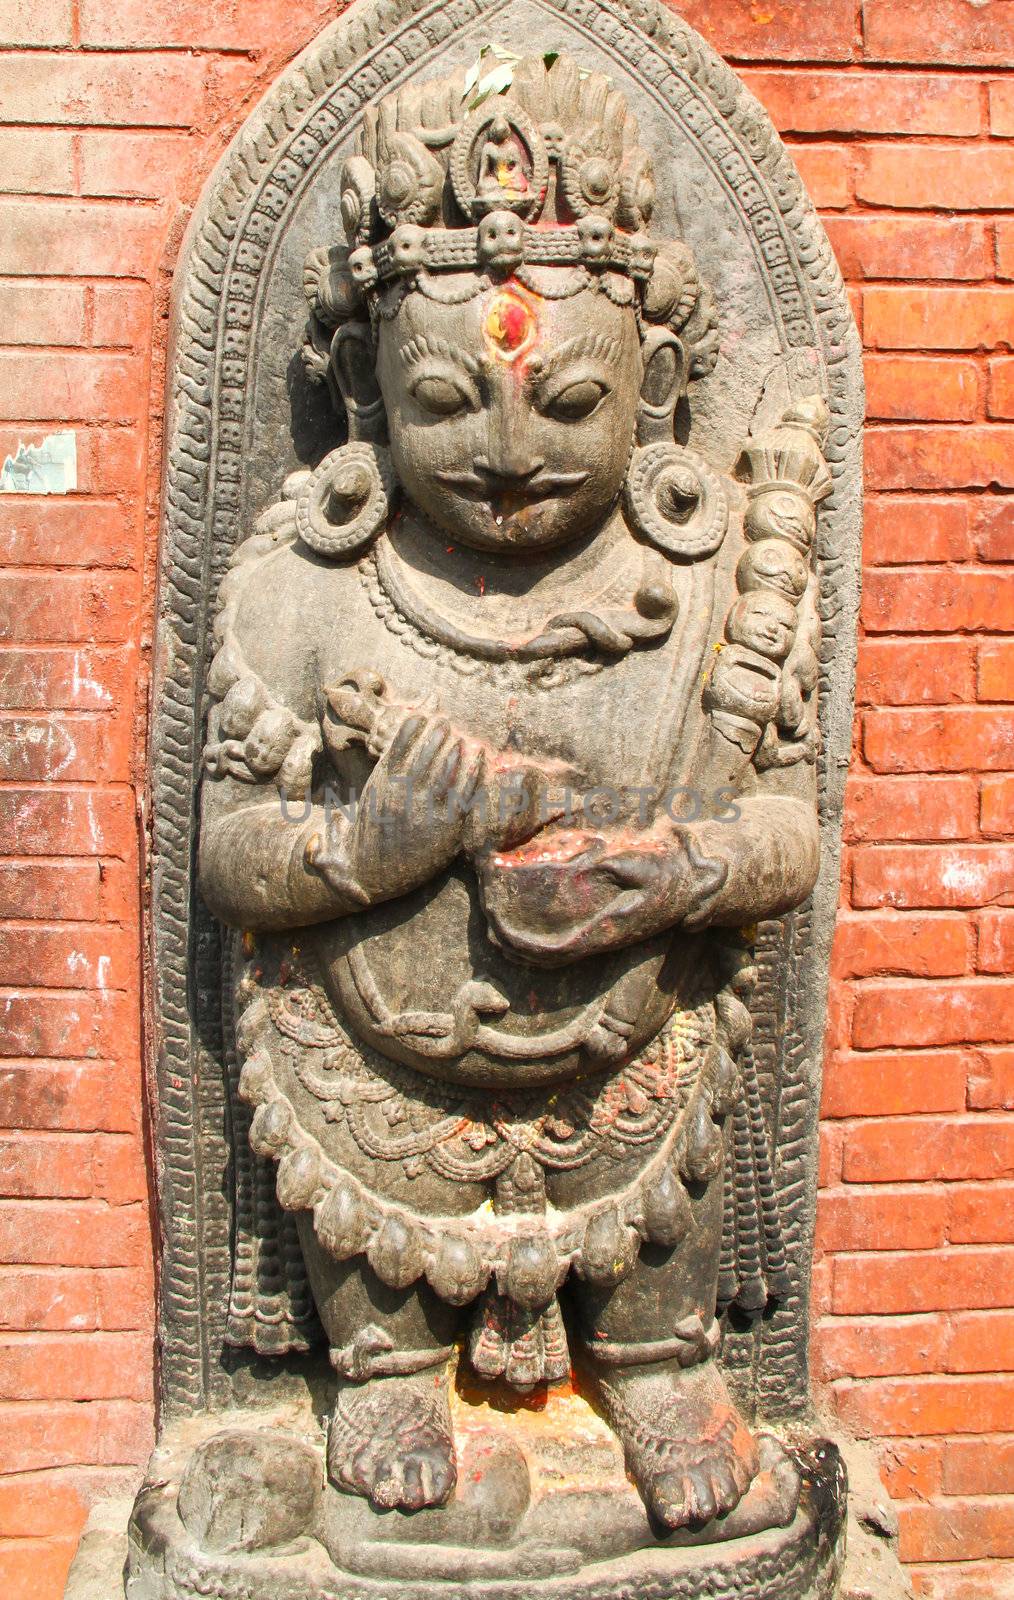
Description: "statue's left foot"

(587, 1356), (760, 1531)
(327, 1368), (457, 1512)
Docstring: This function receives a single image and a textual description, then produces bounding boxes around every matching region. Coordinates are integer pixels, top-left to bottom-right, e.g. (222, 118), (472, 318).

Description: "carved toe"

(327, 1369), (457, 1512)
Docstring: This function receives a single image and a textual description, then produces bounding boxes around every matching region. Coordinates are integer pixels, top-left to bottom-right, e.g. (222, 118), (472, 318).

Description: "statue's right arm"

(197, 532), (363, 933)
(199, 782), (364, 933)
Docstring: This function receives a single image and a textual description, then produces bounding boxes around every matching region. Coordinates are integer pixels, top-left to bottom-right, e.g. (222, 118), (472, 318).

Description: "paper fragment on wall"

(0, 432), (78, 495)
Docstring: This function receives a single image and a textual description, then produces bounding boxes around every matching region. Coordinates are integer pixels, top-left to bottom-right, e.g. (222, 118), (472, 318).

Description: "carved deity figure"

(199, 55), (831, 1546)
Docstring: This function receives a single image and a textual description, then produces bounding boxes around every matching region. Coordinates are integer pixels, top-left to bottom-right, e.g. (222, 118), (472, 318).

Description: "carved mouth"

(436, 469), (589, 510)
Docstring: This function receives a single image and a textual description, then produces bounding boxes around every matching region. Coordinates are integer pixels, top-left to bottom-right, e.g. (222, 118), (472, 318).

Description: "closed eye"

(535, 368), (611, 422)
(409, 366), (481, 418)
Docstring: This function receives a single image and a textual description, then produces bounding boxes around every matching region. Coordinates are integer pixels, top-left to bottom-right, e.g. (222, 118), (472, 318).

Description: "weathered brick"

(0, 1473), (86, 1539)
(0, 199), (164, 278)
(79, 129), (193, 201)
(971, 498), (1014, 562)
(813, 1314), (947, 1381)
(982, 774), (1014, 839)
(0, 1536), (79, 1599)
(78, 0), (333, 49)
(864, 570), (1014, 635)
(0, 51), (210, 127)
(880, 1439), (944, 1503)
(0, 1056), (142, 1133)
(0, 352), (142, 426)
(833, 1251), (1014, 1317)
(987, 358), (1014, 422)
(89, 284), (152, 353)
(744, 69), (982, 136)
(852, 846), (1014, 911)
(0, 125), (75, 196)
(947, 1311), (1014, 1375)
(857, 145), (1014, 212)
(70, 428), (147, 498)
(0, 1265), (152, 1333)
(865, 356), (979, 423)
(0, 712), (130, 785)
(0, 501), (137, 570)
(852, 980), (1014, 1049)
(844, 776), (978, 843)
(0, 1201), (148, 1269)
(0, 281), (85, 347)
(899, 1499), (1014, 1564)
(816, 1188), (949, 1253)
(978, 910), (1014, 974)
(788, 145), (853, 210)
(0, 1134), (146, 1206)
(0, 571), (138, 645)
(688, 0), (860, 59)
(0, 0), (72, 46)
(865, 288), (1014, 353)
(949, 1182), (1014, 1245)
(837, 1372), (1014, 1440)
(993, 81), (1014, 140)
(0, 648), (132, 712)
(967, 1047), (1014, 1110)
(0, 1398), (153, 1470)
(863, 709), (1014, 772)
(832, 912), (970, 979)
(842, 1118), (1014, 1183)
(866, 427), (1014, 492)
(999, 220), (1014, 282)
(863, 498), (972, 565)
(0, 997), (97, 1061)
(865, 0), (1014, 67)
(857, 640), (975, 707)
(0, 1332), (152, 1402)
(819, 1123), (844, 1186)
(0, 789), (134, 857)
(825, 216), (991, 283)
(0, 925), (133, 991)
(822, 1050), (969, 1119)
(0, 862), (100, 922)
(943, 1437), (1014, 1497)
(978, 640), (1014, 703)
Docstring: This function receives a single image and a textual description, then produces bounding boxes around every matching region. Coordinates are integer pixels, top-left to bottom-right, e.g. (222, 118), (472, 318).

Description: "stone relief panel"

(136, 3), (862, 1596)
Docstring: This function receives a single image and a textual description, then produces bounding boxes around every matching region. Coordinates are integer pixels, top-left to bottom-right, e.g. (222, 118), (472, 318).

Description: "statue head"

(302, 54), (719, 555)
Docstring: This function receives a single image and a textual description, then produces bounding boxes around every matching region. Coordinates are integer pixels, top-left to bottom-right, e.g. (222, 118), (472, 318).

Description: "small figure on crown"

(199, 52), (830, 1547)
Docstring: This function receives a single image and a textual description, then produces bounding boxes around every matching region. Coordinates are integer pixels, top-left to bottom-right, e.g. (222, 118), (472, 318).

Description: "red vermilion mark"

(484, 289), (536, 360)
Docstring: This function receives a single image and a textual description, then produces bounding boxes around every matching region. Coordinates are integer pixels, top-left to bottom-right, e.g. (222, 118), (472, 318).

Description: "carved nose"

(475, 453), (546, 488)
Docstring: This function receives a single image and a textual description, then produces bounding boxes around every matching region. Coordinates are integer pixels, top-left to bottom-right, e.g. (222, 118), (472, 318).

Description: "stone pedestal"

(126, 1388), (845, 1600)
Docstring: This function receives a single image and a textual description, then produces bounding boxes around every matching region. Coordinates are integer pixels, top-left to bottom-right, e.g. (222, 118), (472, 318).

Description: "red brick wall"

(0, 3), (1011, 1597)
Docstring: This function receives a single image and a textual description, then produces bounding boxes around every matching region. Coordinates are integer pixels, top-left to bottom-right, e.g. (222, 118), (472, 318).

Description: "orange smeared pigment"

(484, 290), (535, 359)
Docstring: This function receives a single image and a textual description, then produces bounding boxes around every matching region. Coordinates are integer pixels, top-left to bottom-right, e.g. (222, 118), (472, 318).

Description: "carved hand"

(478, 826), (728, 966)
(308, 709), (485, 905)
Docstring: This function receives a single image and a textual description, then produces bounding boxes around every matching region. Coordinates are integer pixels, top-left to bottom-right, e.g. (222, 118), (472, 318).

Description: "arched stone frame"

(149, 0), (863, 1424)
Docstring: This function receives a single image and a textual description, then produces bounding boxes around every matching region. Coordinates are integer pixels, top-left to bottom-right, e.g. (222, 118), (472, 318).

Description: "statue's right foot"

(327, 1367), (457, 1512)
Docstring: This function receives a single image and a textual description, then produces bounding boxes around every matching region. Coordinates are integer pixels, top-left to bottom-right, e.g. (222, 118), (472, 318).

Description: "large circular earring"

(295, 442), (395, 560)
(624, 442), (729, 561)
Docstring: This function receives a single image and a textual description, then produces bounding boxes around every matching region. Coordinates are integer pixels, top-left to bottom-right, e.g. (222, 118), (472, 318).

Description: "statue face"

(376, 281), (642, 552)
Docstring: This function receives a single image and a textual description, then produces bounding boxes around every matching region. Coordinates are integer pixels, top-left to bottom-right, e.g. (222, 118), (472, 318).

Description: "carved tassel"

(315, 1181), (369, 1261)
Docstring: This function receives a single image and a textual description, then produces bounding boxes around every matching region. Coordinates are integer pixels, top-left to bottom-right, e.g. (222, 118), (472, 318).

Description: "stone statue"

(194, 46), (830, 1575)
(130, 5), (862, 1594)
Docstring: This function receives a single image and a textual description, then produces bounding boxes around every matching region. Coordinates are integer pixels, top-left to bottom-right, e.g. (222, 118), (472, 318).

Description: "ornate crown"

(303, 53), (719, 395)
